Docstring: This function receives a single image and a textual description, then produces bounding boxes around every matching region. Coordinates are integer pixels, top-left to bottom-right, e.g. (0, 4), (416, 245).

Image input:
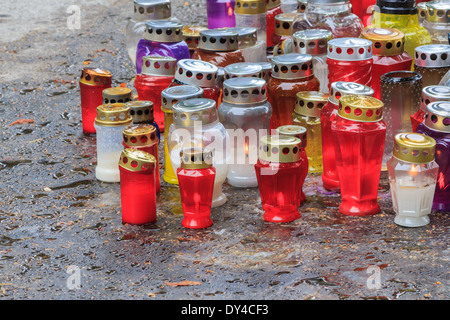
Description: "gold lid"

(273, 38), (294, 56)
(79, 68), (112, 86)
(424, 101), (450, 133)
(276, 125), (307, 149)
(123, 124), (158, 147)
(297, 0), (307, 13)
(259, 135), (302, 163)
(102, 87), (132, 104)
(294, 91), (328, 118)
(392, 133), (436, 164)
(94, 103), (133, 127)
(337, 95), (384, 122)
(235, 0), (267, 14)
(360, 28), (405, 57)
(275, 13), (296, 36)
(126, 100), (154, 124)
(180, 147), (214, 169)
(267, 0), (281, 10)
(119, 148), (156, 172)
(182, 25), (208, 50)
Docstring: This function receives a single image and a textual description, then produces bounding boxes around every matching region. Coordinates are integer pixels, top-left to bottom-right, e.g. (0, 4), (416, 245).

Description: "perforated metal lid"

(424, 101), (450, 133)
(223, 27), (258, 48)
(426, 1), (450, 24)
(224, 63), (263, 80)
(329, 81), (374, 105)
(161, 85), (204, 111)
(267, 0), (281, 10)
(102, 87), (132, 104)
(421, 86), (450, 112)
(360, 28), (405, 57)
(275, 13), (296, 37)
(276, 125), (307, 149)
(392, 133), (436, 164)
(415, 45), (450, 68)
(294, 91), (328, 118)
(297, 0), (308, 13)
(259, 135), (303, 163)
(133, 0), (171, 20)
(271, 53), (314, 80)
(79, 67), (112, 86)
(175, 59), (219, 88)
(144, 20), (183, 42)
(198, 29), (239, 52)
(141, 55), (177, 76)
(327, 38), (373, 61)
(223, 77), (267, 104)
(337, 95), (384, 122)
(253, 61), (272, 82)
(95, 103), (132, 127)
(235, 0), (267, 14)
(119, 148), (156, 172)
(293, 29), (332, 55)
(126, 100), (154, 124)
(172, 98), (218, 127)
(123, 123), (158, 147)
(182, 26), (208, 50)
(180, 147), (214, 169)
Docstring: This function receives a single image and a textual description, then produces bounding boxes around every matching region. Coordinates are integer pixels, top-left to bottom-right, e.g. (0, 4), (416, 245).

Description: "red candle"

(321, 82), (374, 191)
(119, 149), (157, 225)
(332, 95), (386, 216)
(350, 0), (377, 27)
(177, 148), (216, 229)
(79, 68), (112, 134)
(255, 135), (304, 223)
(122, 124), (160, 193)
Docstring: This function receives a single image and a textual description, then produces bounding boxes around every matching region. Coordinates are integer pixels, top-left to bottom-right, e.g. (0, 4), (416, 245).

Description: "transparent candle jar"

(135, 20), (190, 74)
(423, 1), (450, 44)
(360, 28), (413, 99)
(168, 98), (230, 207)
(119, 148), (157, 225)
(327, 37), (373, 90)
(293, 29), (332, 93)
(218, 77), (272, 187)
(94, 104), (133, 183)
(268, 53), (321, 129)
(416, 101), (450, 211)
(224, 62), (263, 80)
(414, 44), (450, 88)
(224, 27), (268, 62)
(125, 0), (172, 66)
(161, 85), (204, 185)
(234, 0), (267, 44)
(411, 85), (450, 132)
(387, 132), (439, 227)
(292, 91), (328, 173)
(321, 81), (374, 191)
(266, 0), (283, 47)
(292, 0), (364, 38)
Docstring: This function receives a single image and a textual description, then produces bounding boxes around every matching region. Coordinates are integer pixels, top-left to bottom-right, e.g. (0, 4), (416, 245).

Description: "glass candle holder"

(416, 101), (450, 211)
(360, 28), (413, 99)
(224, 27), (268, 63)
(255, 135), (304, 222)
(293, 29), (333, 93)
(292, 91), (328, 173)
(206, 0), (236, 29)
(423, 1), (450, 44)
(234, 0), (267, 44)
(168, 98), (230, 207)
(380, 71), (423, 170)
(177, 148), (216, 229)
(321, 82), (374, 191)
(411, 85), (450, 132)
(94, 104), (133, 183)
(266, 0), (283, 47)
(414, 44), (450, 88)
(268, 53), (321, 129)
(126, 100), (161, 141)
(134, 56), (177, 132)
(122, 124), (160, 193)
(387, 132), (439, 227)
(135, 20), (190, 74)
(119, 149), (157, 225)
(161, 85), (204, 184)
(79, 68), (112, 134)
(182, 25), (208, 58)
(332, 95), (386, 216)
(218, 77), (272, 187)
(126, 0), (172, 65)
(327, 37), (373, 91)
(192, 29), (245, 68)
(292, 0), (364, 38)
(276, 125), (308, 204)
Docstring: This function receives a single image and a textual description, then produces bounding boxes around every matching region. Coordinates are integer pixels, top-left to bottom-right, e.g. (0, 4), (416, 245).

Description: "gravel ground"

(0, 0), (448, 301)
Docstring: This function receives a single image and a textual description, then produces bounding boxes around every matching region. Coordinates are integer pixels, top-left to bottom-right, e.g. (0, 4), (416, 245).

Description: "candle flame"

(227, 4), (233, 17)
(409, 164), (418, 177)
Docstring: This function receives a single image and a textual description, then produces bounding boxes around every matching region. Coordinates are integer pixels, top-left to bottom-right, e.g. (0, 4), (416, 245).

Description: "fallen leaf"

(83, 61), (91, 65)
(8, 119), (34, 126)
(165, 280), (202, 287)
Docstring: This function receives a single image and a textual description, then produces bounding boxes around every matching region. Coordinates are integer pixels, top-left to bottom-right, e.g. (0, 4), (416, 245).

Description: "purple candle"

(206, 0), (236, 29)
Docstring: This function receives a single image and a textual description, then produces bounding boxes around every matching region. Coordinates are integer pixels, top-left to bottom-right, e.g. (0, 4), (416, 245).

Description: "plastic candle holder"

(387, 132), (439, 227)
(411, 85), (450, 132)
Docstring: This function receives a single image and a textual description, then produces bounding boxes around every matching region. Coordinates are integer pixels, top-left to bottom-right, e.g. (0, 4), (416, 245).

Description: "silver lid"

(327, 38), (373, 61)
(415, 45), (450, 68)
(172, 98), (218, 127)
(141, 55), (177, 76)
(224, 62), (263, 80)
(144, 20), (183, 43)
(329, 81), (374, 105)
(424, 101), (450, 133)
(175, 59), (219, 88)
(199, 29), (239, 52)
(293, 29), (333, 55)
(126, 100), (154, 123)
(102, 87), (132, 104)
(421, 85), (450, 112)
(253, 61), (272, 82)
(223, 77), (267, 104)
(161, 85), (204, 111)
(222, 27), (258, 48)
(426, 1), (450, 24)
(271, 53), (314, 80)
(133, 0), (171, 20)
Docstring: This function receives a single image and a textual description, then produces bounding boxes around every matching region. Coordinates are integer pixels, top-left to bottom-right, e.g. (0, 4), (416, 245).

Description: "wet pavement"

(0, 0), (448, 300)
